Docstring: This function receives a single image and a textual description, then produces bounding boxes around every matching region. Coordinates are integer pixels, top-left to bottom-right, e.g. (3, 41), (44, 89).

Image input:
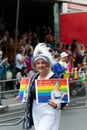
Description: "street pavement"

(1, 107), (87, 130)
(0, 92), (87, 130)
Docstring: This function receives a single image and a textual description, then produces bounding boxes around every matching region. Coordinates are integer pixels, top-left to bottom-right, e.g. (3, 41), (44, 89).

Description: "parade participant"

(23, 43), (61, 130)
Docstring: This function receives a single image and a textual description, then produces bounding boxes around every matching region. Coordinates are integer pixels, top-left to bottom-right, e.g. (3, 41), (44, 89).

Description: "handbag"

(6, 70), (13, 80)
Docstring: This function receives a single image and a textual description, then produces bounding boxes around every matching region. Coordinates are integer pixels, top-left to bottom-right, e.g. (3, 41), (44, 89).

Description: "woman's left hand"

(48, 100), (57, 109)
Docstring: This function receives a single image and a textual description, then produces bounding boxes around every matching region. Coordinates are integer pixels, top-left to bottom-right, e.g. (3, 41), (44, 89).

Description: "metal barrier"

(59, 71), (87, 109)
(0, 78), (25, 126)
(0, 78), (18, 106)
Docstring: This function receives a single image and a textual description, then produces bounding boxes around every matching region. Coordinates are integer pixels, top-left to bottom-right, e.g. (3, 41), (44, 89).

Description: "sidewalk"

(0, 92), (25, 112)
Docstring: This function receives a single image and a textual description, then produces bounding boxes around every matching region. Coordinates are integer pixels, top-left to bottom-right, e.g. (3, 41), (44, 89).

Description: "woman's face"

(62, 56), (68, 62)
(55, 82), (60, 89)
(34, 58), (48, 73)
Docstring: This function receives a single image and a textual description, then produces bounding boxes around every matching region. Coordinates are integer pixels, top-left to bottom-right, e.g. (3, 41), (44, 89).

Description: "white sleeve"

(16, 72), (21, 79)
(56, 103), (61, 109)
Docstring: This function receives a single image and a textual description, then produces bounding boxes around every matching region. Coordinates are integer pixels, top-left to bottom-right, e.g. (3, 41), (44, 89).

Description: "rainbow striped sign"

(19, 78), (30, 102)
(36, 78), (70, 103)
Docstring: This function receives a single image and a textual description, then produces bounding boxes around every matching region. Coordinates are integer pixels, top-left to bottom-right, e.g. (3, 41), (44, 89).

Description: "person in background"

(45, 27), (54, 48)
(53, 52), (61, 62)
(71, 39), (78, 53)
(31, 32), (40, 49)
(15, 66), (28, 98)
(25, 47), (35, 78)
(15, 48), (27, 74)
(65, 44), (73, 63)
(23, 54), (61, 130)
(59, 52), (73, 79)
(59, 52), (68, 69)
(7, 38), (15, 66)
(52, 52), (67, 77)
(55, 41), (63, 54)
(25, 38), (33, 55)
(0, 50), (9, 101)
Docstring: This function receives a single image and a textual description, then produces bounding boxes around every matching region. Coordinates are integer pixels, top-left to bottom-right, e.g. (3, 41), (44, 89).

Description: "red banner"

(60, 12), (87, 48)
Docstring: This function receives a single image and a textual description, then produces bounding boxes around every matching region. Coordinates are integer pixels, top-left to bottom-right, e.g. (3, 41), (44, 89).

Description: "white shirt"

(16, 53), (26, 69)
(59, 60), (68, 68)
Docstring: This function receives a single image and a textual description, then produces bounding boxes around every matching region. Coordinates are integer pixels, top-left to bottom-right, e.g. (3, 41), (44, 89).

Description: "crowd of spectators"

(0, 18), (87, 101)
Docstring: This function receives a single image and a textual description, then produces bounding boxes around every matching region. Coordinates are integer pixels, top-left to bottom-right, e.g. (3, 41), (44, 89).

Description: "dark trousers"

(0, 74), (6, 101)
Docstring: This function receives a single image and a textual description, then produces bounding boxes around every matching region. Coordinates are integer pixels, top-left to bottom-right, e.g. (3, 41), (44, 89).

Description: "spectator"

(45, 27), (54, 48)
(15, 66), (28, 97)
(55, 41), (63, 54)
(0, 50), (9, 99)
(71, 39), (78, 53)
(25, 38), (33, 55)
(52, 52), (66, 77)
(15, 48), (27, 74)
(25, 47), (35, 78)
(65, 44), (73, 63)
(59, 52), (68, 68)
(7, 38), (15, 65)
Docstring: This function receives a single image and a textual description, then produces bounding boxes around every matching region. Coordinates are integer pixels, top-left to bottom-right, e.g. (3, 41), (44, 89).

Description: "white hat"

(31, 54), (51, 70)
(60, 52), (68, 58)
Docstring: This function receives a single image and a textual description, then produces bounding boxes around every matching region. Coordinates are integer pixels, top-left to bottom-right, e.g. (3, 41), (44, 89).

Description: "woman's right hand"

(48, 100), (57, 109)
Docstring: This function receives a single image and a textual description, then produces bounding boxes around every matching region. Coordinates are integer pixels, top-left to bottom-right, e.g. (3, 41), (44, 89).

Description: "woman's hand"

(48, 100), (57, 109)
(3, 57), (8, 63)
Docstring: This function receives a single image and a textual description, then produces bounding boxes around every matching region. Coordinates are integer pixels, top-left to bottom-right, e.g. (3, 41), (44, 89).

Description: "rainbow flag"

(73, 68), (78, 79)
(36, 78), (70, 103)
(19, 78), (30, 102)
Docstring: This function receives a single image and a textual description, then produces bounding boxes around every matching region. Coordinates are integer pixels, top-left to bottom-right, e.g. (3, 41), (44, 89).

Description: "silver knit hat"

(31, 54), (51, 70)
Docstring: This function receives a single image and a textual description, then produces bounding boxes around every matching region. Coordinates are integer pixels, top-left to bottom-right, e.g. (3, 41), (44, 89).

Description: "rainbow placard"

(36, 78), (70, 103)
(19, 78), (30, 102)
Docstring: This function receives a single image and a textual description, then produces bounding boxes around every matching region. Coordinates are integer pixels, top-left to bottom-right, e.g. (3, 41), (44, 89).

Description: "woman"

(23, 54), (61, 130)
(51, 80), (66, 103)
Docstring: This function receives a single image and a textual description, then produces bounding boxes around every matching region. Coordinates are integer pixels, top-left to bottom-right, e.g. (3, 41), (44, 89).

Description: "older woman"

(23, 54), (61, 130)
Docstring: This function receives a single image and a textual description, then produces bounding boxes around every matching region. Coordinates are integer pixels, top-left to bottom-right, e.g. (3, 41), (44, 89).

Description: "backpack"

(6, 70), (13, 80)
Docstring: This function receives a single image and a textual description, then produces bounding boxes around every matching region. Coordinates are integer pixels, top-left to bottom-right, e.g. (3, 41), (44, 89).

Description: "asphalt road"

(0, 106), (87, 130)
